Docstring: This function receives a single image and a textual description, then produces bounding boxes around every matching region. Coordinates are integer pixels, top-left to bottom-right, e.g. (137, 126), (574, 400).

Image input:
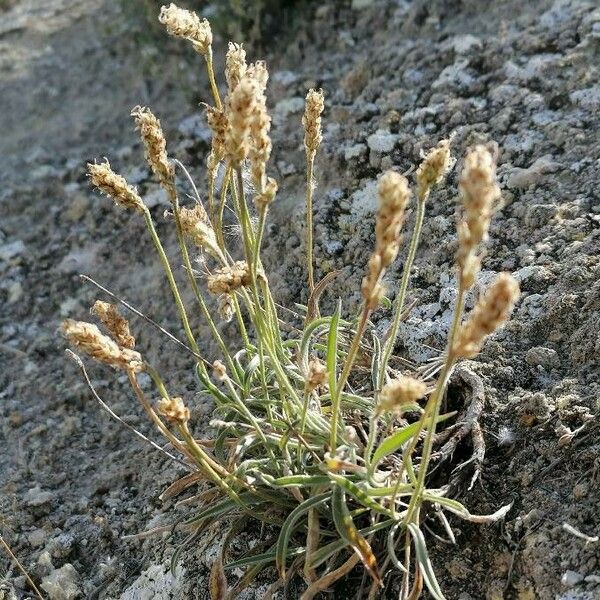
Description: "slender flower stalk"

(303, 89), (324, 296)
(379, 139), (454, 385)
(331, 171), (411, 450)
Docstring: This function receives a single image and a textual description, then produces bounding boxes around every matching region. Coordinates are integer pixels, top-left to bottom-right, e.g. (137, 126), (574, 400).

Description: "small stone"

(177, 114), (211, 143)
(367, 130), (398, 153)
(144, 185), (170, 209)
(41, 564), (80, 600)
(25, 486), (54, 508)
(352, 0), (373, 9)
(561, 570), (584, 587)
(525, 347), (559, 370)
(0, 240), (25, 262)
(7, 281), (23, 304)
(344, 143), (367, 160)
(27, 528), (48, 547)
(507, 155), (562, 190)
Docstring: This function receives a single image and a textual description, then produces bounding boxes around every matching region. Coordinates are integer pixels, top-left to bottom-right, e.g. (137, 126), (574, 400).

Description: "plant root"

(431, 363), (486, 490)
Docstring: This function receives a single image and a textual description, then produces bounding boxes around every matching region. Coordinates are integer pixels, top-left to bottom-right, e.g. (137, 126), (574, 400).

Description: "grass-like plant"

(63, 4), (520, 598)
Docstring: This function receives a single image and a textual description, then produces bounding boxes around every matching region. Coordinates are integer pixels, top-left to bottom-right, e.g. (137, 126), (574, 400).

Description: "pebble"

(25, 486), (54, 508)
(344, 143), (367, 160)
(366, 130), (398, 153)
(41, 564), (81, 600)
(0, 240), (25, 262)
(561, 570), (584, 587)
(525, 346), (560, 371)
(507, 155), (562, 189)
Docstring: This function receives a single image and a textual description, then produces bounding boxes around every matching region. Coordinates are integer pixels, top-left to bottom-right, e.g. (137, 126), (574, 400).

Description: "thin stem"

(305, 151), (316, 297)
(142, 209), (202, 358)
(379, 195), (428, 382)
(167, 184), (238, 379)
(402, 283), (466, 524)
(204, 48), (222, 110)
(330, 307), (370, 449)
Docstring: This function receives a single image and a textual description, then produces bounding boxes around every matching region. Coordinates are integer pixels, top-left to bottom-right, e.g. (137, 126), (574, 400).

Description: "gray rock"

(561, 570), (584, 588)
(177, 114), (211, 143)
(366, 130), (398, 153)
(344, 143), (367, 160)
(507, 155), (562, 190)
(119, 563), (184, 600)
(25, 486), (54, 508)
(0, 240), (25, 262)
(526, 347), (559, 369)
(569, 85), (600, 110)
(41, 564), (80, 600)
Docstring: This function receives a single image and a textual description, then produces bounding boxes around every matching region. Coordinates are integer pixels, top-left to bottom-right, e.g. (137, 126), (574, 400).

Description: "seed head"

(131, 106), (174, 189)
(377, 376), (427, 415)
(212, 360), (228, 382)
(207, 261), (252, 295)
(156, 396), (190, 424)
(455, 145), (501, 289)
(178, 205), (221, 259)
(91, 301), (135, 349)
(158, 4), (212, 54)
(305, 358), (328, 393)
(303, 89), (325, 157)
(254, 177), (278, 211)
(205, 105), (228, 167)
(249, 82), (272, 191)
(225, 77), (259, 166)
(225, 42), (247, 92)
(217, 294), (234, 322)
(62, 319), (143, 372)
(247, 61), (269, 92)
(375, 171), (411, 267)
(453, 273), (520, 359)
(415, 138), (454, 200)
(87, 160), (145, 212)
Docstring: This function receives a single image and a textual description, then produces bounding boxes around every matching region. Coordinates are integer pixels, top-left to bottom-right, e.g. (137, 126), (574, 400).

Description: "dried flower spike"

(217, 294), (234, 323)
(225, 43), (247, 92)
(157, 396), (190, 424)
(87, 160), (145, 212)
(415, 138), (454, 201)
(361, 171), (411, 309)
(249, 80), (272, 192)
(62, 319), (143, 372)
(205, 105), (228, 171)
(456, 145), (501, 288)
(377, 376), (427, 415)
(453, 272), (520, 359)
(91, 301), (135, 349)
(305, 358), (328, 393)
(207, 261), (252, 295)
(225, 77), (258, 166)
(131, 106), (174, 190)
(178, 205), (221, 259)
(212, 360), (228, 382)
(158, 3), (212, 54)
(254, 177), (278, 211)
(303, 89), (325, 157)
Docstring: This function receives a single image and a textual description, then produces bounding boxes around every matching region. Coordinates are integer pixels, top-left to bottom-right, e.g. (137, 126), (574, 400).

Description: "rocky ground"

(1, 0), (599, 599)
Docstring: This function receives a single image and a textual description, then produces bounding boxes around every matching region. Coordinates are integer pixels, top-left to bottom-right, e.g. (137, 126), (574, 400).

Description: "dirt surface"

(1, 0), (599, 599)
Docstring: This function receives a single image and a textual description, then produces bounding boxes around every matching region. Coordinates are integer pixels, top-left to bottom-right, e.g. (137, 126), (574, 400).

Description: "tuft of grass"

(63, 4), (520, 598)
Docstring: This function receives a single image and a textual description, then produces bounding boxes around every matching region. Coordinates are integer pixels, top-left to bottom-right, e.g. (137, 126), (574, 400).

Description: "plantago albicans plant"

(63, 4), (520, 598)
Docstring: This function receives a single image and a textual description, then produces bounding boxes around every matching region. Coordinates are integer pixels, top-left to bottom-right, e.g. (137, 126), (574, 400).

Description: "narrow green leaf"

(371, 412), (455, 468)
(331, 486), (382, 586)
(309, 519), (394, 569)
(328, 474), (392, 516)
(407, 523), (447, 600)
(327, 301), (342, 412)
(371, 333), (382, 392)
(226, 546), (305, 570)
(275, 492), (331, 577)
